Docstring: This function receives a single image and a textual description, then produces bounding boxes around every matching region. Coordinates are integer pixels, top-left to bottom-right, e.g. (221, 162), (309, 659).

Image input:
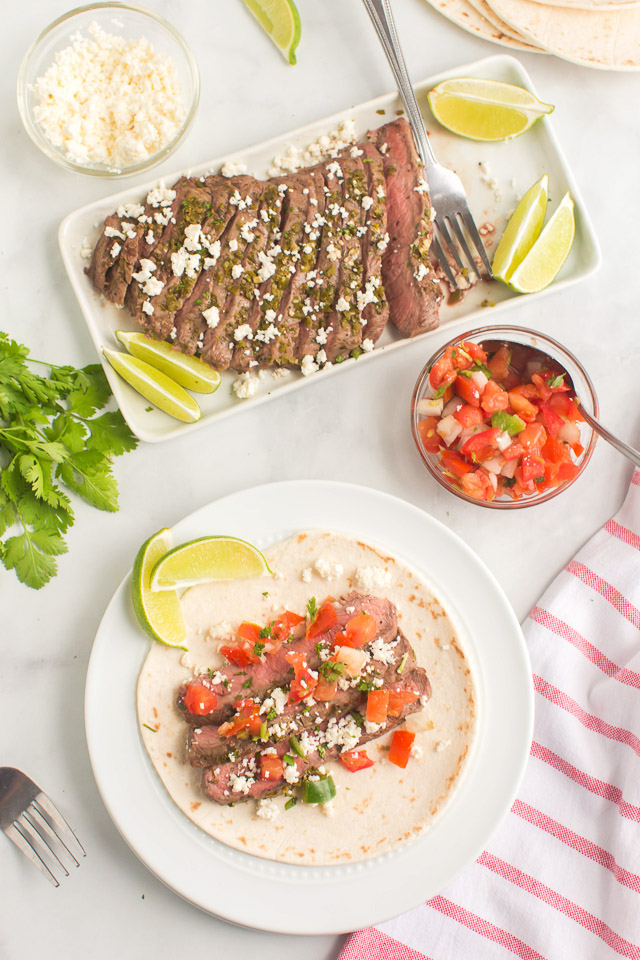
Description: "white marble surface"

(1, 1), (639, 958)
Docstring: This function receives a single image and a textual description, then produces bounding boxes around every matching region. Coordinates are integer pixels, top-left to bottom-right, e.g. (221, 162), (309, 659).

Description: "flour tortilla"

(137, 531), (476, 865)
(525, 0), (639, 12)
(466, 0), (545, 43)
(485, 0), (640, 68)
(422, 0), (547, 52)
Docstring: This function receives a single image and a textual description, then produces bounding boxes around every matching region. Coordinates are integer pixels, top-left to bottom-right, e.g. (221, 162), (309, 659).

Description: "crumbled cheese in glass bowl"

(17, 4), (199, 177)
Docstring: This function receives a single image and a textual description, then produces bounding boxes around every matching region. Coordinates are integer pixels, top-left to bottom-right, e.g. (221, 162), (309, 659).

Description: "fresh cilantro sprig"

(0, 333), (138, 589)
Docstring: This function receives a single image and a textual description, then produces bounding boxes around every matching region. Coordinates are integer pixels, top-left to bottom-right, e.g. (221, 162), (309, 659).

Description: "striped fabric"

(340, 469), (640, 960)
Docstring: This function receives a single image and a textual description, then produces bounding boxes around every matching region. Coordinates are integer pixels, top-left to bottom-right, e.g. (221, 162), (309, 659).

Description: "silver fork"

(0, 766), (86, 886)
(362, 0), (493, 289)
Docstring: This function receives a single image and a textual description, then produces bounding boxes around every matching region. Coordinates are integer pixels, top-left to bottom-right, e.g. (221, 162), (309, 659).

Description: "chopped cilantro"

(534, 476), (546, 484)
(283, 753), (295, 766)
(351, 710), (364, 727)
(242, 677), (253, 689)
(434, 382), (448, 399)
(546, 373), (565, 389)
(258, 622), (274, 639)
(262, 591), (269, 598)
(357, 677), (375, 692)
(335, 355), (345, 364)
(267, 707), (277, 721)
(502, 477), (516, 487)
(253, 641), (266, 657)
(317, 744), (327, 759)
(285, 797), (297, 810)
(319, 660), (344, 681)
(306, 597), (318, 621)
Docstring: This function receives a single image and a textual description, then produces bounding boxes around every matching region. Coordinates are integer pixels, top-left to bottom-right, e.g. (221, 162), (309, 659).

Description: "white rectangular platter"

(59, 54), (601, 443)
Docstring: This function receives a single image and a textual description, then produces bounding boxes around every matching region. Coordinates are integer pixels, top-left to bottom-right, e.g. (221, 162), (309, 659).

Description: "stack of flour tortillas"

(423, 0), (640, 69)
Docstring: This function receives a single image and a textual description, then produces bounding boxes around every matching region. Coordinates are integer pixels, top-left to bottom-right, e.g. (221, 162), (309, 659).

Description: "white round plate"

(85, 480), (533, 934)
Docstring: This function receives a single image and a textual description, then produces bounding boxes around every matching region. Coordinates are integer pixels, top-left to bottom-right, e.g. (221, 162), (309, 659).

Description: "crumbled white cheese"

(229, 774), (254, 795)
(268, 120), (357, 176)
(272, 368), (291, 381)
(231, 264), (244, 280)
(283, 763), (301, 784)
(80, 236), (93, 259)
(141, 300), (154, 316)
(355, 565), (392, 592)
(314, 557), (344, 581)
(414, 178), (430, 196)
(255, 798), (280, 820)
(336, 297), (350, 312)
(414, 263), (430, 282)
(370, 637), (398, 665)
(301, 355), (319, 377)
(436, 739), (452, 753)
(221, 160), (248, 177)
(410, 744), (424, 760)
(362, 338), (374, 353)
(232, 372), (259, 399)
(202, 305), (220, 328)
(260, 687), (288, 716)
(110, 243), (121, 258)
(301, 567), (313, 583)
(32, 23), (187, 170)
(377, 233), (390, 253)
(361, 196), (374, 211)
(321, 799), (336, 817)
(207, 621), (232, 641)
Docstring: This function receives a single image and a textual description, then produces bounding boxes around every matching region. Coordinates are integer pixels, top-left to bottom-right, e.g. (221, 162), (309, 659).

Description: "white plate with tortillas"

(85, 481), (533, 933)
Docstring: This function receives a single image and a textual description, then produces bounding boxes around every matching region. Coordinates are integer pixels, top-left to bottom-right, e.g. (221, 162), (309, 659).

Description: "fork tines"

(433, 213), (493, 291)
(6, 793), (86, 887)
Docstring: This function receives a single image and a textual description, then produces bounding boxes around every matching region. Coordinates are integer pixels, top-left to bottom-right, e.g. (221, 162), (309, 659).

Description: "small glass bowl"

(411, 325), (599, 509)
(17, 3), (200, 177)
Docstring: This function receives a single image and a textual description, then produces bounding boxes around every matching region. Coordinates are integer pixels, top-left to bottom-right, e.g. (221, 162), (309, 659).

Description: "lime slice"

(492, 175), (549, 282)
(102, 347), (201, 423)
(508, 193), (575, 294)
(131, 529), (187, 648)
(150, 535), (273, 591)
(242, 0), (301, 64)
(427, 78), (554, 141)
(116, 331), (221, 395)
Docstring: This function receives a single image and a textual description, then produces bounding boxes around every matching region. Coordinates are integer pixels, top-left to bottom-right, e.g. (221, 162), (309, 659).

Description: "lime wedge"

(102, 347), (201, 423)
(150, 535), (273, 591)
(242, 0), (301, 64)
(116, 331), (221, 395)
(508, 193), (575, 294)
(492, 175), (549, 282)
(131, 529), (187, 648)
(427, 78), (554, 141)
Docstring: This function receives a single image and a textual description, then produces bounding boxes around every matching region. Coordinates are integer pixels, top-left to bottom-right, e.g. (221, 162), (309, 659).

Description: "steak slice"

(188, 623), (421, 767)
(323, 156), (368, 362)
(376, 119), (442, 338)
(201, 659), (429, 804)
(199, 181), (280, 370)
(358, 141), (390, 346)
(177, 592), (398, 727)
(103, 178), (189, 307)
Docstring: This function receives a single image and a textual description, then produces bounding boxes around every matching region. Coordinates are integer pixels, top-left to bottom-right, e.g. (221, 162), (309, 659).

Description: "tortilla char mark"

(177, 592), (398, 727)
(188, 620), (424, 768)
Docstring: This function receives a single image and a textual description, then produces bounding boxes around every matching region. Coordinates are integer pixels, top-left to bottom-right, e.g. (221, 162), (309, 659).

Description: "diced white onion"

(558, 421), (580, 445)
(501, 458), (517, 478)
(417, 397), (443, 417)
(436, 415), (462, 446)
(496, 431), (512, 452)
(471, 370), (488, 392)
(483, 457), (504, 475)
(486, 471), (498, 492)
(335, 646), (369, 678)
(442, 397), (464, 419)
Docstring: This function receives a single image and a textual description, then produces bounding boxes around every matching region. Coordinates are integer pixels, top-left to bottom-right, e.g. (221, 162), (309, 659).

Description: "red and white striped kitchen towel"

(340, 469), (640, 960)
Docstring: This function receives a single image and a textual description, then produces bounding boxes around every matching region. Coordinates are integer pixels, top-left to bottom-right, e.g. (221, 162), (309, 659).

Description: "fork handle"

(361, 0), (437, 168)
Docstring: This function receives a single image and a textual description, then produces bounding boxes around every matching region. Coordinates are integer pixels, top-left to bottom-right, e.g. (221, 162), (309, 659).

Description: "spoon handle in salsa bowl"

(578, 405), (640, 469)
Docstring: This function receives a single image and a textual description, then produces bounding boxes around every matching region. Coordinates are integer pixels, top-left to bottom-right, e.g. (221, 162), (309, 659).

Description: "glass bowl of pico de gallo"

(411, 325), (599, 508)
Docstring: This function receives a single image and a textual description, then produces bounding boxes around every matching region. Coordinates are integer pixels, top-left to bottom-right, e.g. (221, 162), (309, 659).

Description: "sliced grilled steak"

(177, 592), (398, 727)
(323, 156), (368, 362)
(376, 119), (442, 338)
(359, 141), (390, 346)
(188, 624), (422, 767)
(201, 664), (429, 805)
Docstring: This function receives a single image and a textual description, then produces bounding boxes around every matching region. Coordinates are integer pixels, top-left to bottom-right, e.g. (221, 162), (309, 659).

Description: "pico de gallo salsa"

(416, 338), (586, 502)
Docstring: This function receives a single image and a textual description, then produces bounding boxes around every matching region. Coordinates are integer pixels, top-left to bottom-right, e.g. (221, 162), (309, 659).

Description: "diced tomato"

(461, 341), (488, 363)
(183, 684), (218, 716)
(487, 345), (511, 380)
(455, 374), (481, 407)
(388, 730), (416, 769)
(508, 388), (539, 422)
(481, 379), (509, 414)
(429, 348), (457, 390)
(236, 621), (262, 644)
(314, 677), (338, 701)
(538, 400), (564, 438)
(271, 610), (304, 645)
(518, 453), (546, 483)
(218, 698), (261, 738)
(219, 641), (259, 668)
(558, 462), (580, 482)
(307, 600), (337, 639)
(549, 392), (582, 421)
(387, 689), (420, 717)
(418, 416), (441, 453)
(453, 404), (485, 428)
(286, 651), (318, 704)
(366, 689), (389, 724)
(461, 428), (500, 462)
(339, 750), (375, 772)
(537, 369), (569, 392)
(519, 422), (547, 453)
(344, 612), (377, 648)
(461, 470), (493, 501)
(541, 436), (571, 464)
(502, 441), (524, 461)
(260, 754), (284, 781)
(440, 449), (473, 479)
(531, 372), (553, 401)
